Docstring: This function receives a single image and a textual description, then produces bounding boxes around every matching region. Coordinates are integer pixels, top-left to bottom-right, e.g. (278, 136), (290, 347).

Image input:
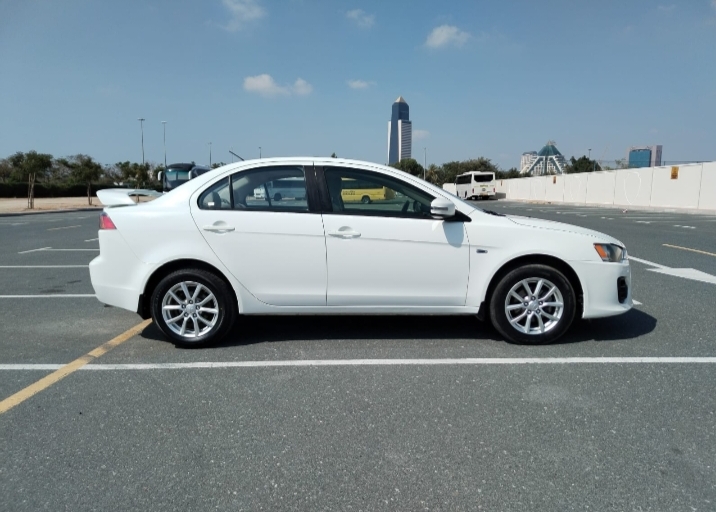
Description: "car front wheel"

(151, 268), (237, 348)
(489, 264), (576, 345)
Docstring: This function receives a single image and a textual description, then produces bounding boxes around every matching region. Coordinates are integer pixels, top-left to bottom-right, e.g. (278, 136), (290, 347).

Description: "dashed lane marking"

(0, 294), (96, 298)
(17, 247), (51, 254)
(0, 265), (88, 268)
(47, 225), (81, 231)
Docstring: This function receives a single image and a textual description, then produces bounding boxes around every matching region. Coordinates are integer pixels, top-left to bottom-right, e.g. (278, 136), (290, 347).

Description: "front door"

(319, 166), (470, 307)
(190, 165), (327, 306)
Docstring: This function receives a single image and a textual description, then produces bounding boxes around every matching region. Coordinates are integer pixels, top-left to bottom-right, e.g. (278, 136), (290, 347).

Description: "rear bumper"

(89, 231), (151, 313)
(570, 260), (632, 319)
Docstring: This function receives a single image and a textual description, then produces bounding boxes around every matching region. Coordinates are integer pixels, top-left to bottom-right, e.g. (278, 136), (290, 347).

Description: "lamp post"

(208, 142), (212, 167)
(424, 147), (427, 180)
(161, 121), (167, 167)
(259, 146), (262, 159)
(137, 118), (145, 165)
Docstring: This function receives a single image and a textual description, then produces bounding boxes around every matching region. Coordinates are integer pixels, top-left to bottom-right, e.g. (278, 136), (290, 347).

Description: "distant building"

(388, 96), (412, 164)
(520, 141), (568, 175)
(520, 151), (538, 173)
(627, 145), (662, 168)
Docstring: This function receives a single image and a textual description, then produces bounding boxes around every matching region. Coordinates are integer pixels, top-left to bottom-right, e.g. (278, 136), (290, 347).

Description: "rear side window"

(456, 175), (472, 184)
(198, 178), (232, 210)
(231, 166), (309, 212)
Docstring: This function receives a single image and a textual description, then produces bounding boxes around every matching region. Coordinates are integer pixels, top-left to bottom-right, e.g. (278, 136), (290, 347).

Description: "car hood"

(507, 215), (623, 246)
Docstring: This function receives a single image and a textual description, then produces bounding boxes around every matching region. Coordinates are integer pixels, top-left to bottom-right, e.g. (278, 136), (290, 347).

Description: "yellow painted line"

(663, 244), (716, 258)
(0, 319), (151, 415)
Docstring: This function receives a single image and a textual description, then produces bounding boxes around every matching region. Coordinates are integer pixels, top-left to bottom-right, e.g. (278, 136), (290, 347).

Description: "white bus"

(455, 172), (496, 200)
(253, 177), (307, 201)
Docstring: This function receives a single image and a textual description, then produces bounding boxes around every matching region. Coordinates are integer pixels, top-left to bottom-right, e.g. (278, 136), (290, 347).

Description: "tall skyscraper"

(388, 96), (412, 164)
(627, 145), (662, 168)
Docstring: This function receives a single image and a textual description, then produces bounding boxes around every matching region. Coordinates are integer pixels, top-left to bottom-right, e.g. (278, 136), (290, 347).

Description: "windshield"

(164, 170), (190, 181)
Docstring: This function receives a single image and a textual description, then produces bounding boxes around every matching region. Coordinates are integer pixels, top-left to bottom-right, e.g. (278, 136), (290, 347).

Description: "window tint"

(198, 178), (232, 210)
(473, 174), (494, 182)
(456, 175), (472, 184)
(323, 167), (434, 218)
(231, 166), (309, 212)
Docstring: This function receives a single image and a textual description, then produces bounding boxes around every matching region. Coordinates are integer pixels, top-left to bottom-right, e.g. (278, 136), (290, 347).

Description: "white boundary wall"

(495, 162), (716, 211)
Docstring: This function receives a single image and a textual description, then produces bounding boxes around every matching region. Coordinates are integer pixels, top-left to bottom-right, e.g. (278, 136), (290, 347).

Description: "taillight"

(99, 212), (117, 230)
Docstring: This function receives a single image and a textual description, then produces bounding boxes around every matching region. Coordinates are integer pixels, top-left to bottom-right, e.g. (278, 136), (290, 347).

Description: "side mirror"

(157, 171), (163, 182)
(430, 197), (456, 219)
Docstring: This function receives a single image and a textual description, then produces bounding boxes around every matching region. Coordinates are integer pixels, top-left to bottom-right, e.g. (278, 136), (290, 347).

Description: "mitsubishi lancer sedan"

(90, 158), (632, 348)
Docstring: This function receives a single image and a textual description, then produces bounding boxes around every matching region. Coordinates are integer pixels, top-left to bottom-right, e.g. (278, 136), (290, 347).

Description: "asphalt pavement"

(1, 202), (715, 511)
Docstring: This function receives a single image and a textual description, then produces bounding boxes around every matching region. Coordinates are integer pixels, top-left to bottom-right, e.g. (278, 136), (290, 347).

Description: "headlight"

(594, 243), (627, 262)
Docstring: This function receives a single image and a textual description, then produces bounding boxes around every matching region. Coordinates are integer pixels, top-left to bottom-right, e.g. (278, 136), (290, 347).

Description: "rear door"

(190, 164), (327, 306)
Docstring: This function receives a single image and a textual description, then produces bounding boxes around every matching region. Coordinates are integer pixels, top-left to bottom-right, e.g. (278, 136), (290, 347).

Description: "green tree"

(496, 167), (520, 180)
(0, 159), (11, 183)
(57, 155), (103, 205)
(7, 151), (53, 182)
(330, 152), (337, 158)
(566, 156), (601, 174)
(390, 158), (424, 177)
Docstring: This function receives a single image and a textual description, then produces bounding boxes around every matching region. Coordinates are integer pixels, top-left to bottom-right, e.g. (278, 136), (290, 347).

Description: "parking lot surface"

(1, 202), (716, 511)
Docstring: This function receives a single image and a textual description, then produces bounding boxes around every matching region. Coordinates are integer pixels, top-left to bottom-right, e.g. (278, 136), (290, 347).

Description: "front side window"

(231, 166), (309, 212)
(323, 167), (434, 218)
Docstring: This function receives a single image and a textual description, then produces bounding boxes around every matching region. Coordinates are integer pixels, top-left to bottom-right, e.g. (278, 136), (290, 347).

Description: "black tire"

(361, 195), (371, 204)
(274, 193), (282, 201)
(489, 264), (576, 345)
(151, 268), (237, 348)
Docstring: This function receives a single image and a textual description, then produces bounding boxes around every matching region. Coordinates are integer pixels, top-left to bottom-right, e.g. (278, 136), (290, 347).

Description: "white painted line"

(84, 238), (98, 242)
(47, 225), (81, 231)
(18, 247), (51, 254)
(5, 357), (716, 371)
(44, 249), (99, 252)
(0, 294), (96, 298)
(633, 300), (643, 305)
(635, 221), (651, 224)
(673, 225), (696, 229)
(628, 256), (668, 269)
(11, 223), (27, 226)
(0, 265), (88, 268)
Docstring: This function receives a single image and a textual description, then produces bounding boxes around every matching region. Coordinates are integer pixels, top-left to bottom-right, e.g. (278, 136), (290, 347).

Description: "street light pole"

(259, 146), (262, 159)
(161, 121), (167, 167)
(208, 142), (212, 167)
(137, 118), (145, 165)
(424, 147), (427, 180)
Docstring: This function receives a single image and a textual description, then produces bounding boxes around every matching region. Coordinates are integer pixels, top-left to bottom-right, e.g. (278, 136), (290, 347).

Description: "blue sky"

(1, 0), (715, 169)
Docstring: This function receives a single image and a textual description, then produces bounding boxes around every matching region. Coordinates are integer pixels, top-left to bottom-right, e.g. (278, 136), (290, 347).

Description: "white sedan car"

(90, 158), (631, 348)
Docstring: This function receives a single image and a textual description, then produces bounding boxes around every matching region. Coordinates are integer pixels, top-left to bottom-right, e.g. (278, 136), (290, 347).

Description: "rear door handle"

(327, 229), (361, 239)
(203, 224), (235, 233)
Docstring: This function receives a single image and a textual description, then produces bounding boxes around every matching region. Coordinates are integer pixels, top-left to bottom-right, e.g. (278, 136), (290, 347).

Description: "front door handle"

(327, 228), (361, 239)
(203, 223), (235, 233)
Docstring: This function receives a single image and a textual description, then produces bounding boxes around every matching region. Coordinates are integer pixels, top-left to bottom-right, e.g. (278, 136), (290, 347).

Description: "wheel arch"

(477, 254), (584, 321)
(137, 259), (239, 319)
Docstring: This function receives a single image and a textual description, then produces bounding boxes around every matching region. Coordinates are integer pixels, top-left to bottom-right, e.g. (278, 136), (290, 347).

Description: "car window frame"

(315, 165), (438, 220)
(197, 165), (321, 214)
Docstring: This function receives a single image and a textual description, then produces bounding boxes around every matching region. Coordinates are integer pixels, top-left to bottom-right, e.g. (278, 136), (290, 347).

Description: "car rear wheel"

(151, 268), (237, 348)
(274, 193), (282, 201)
(361, 195), (371, 204)
(489, 264), (576, 345)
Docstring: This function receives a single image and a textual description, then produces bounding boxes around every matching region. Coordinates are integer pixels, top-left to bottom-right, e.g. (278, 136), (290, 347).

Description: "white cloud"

(243, 74), (313, 98)
(712, 0), (716, 11)
(425, 25), (470, 49)
(292, 78), (313, 96)
(413, 130), (430, 140)
(346, 9), (375, 28)
(222, 0), (265, 32)
(347, 79), (375, 89)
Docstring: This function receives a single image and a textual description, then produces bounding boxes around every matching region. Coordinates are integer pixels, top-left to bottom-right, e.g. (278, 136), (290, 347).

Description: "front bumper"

(569, 260), (632, 319)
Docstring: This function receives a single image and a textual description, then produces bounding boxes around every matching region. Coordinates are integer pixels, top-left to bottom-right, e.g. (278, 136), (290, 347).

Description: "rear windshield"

(474, 174), (494, 182)
(165, 170), (190, 181)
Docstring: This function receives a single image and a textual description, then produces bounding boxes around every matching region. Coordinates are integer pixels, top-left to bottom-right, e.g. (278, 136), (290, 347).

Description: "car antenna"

(229, 150), (244, 161)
